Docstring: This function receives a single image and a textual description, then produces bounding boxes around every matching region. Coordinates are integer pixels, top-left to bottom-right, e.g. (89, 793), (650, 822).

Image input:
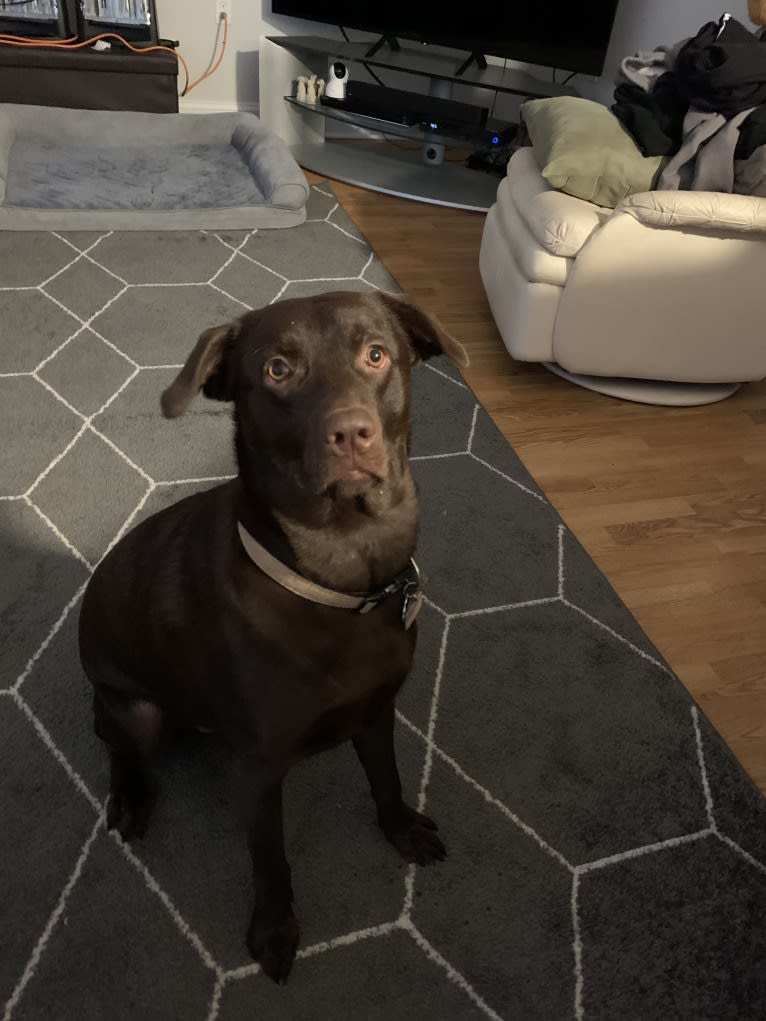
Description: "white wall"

(156, 0), (342, 112)
(154, 0), (751, 114)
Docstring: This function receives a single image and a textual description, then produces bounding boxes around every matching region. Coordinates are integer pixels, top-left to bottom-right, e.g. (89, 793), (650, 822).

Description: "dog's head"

(161, 290), (468, 522)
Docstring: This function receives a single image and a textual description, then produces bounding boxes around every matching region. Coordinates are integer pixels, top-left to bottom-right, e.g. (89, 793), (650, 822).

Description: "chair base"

(543, 363), (742, 406)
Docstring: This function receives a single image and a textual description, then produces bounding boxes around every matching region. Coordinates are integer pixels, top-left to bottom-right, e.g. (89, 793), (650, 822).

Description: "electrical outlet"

(215, 0), (232, 24)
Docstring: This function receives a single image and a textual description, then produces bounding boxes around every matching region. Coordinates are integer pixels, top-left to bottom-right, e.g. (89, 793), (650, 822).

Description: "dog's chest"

(298, 688), (395, 756)
(285, 610), (416, 757)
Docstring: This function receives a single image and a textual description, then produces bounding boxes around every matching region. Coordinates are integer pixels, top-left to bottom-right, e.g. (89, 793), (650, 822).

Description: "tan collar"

(237, 521), (423, 627)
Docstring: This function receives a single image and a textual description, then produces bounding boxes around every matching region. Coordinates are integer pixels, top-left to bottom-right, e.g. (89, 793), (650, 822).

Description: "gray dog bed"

(0, 104), (309, 230)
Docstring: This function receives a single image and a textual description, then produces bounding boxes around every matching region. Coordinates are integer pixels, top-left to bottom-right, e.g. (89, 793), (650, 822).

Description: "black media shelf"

(259, 34), (574, 211)
(284, 96), (509, 149)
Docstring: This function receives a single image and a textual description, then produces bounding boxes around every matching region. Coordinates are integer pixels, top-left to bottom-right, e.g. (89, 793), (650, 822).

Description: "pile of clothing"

(612, 13), (766, 194)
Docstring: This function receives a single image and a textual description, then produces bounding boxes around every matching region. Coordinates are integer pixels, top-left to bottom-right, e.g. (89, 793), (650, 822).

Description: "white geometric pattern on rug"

(1, 187), (764, 1021)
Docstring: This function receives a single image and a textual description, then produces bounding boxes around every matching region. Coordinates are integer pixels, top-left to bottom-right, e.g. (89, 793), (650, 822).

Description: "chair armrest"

(616, 189), (766, 233)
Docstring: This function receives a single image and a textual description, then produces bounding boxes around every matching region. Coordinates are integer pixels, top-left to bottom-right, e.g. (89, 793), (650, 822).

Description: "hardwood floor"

(307, 168), (766, 796)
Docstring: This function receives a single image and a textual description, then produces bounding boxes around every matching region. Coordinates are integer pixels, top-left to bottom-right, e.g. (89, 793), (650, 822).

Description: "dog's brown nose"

(326, 408), (377, 457)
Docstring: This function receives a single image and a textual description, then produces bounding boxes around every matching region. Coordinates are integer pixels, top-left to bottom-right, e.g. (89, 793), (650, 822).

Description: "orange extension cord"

(185, 11), (228, 95)
(0, 13), (229, 97)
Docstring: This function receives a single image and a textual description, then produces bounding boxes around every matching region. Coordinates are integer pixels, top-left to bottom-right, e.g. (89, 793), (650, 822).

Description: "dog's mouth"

(322, 451), (387, 489)
(340, 466), (381, 482)
(324, 465), (384, 494)
(316, 453), (388, 505)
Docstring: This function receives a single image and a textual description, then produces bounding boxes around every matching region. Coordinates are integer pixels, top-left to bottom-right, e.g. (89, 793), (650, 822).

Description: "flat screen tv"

(270, 2), (621, 77)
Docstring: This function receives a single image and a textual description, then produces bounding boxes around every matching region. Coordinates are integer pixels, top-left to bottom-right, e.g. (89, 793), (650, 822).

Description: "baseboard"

(178, 98), (260, 116)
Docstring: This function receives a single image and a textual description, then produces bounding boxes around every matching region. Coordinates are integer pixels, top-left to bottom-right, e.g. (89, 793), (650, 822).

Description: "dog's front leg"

(353, 699), (446, 866)
(241, 760), (299, 984)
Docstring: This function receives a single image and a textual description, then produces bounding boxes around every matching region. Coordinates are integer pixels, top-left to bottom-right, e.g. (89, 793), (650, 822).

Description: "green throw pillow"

(521, 96), (665, 208)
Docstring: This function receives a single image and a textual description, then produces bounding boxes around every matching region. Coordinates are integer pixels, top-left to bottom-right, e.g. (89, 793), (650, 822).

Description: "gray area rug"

(1, 185), (765, 1021)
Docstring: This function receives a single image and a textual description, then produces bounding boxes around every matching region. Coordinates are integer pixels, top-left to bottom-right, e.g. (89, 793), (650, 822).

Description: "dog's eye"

(366, 345), (387, 368)
(265, 358), (292, 382)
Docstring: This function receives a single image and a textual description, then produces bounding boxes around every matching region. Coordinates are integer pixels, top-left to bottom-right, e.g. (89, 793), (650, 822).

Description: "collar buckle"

(238, 520), (422, 628)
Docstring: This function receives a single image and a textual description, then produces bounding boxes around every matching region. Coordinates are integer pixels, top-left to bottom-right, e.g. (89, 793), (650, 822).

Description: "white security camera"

(325, 60), (349, 99)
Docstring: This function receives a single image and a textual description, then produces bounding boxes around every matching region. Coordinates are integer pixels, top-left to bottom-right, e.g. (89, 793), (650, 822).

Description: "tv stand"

(260, 34), (576, 211)
(454, 52), (488, 76)
(364, 34), (401, 59)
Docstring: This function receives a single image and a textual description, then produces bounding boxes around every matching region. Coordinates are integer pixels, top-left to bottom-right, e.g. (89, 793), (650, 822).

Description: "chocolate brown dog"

(78, 289), (468, 983)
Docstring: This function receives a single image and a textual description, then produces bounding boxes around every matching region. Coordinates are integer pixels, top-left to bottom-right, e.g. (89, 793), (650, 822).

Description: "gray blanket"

(658, 108), (754, 193)
(735, 140), (766, 195)
(616, 39), (687, 93)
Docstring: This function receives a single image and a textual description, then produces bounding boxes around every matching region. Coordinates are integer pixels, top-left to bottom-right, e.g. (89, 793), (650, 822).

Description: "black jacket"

(674, 17), (766, 117)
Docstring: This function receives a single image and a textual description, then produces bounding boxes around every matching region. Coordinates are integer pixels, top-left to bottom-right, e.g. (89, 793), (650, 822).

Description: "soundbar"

(320, 80), (488, 133)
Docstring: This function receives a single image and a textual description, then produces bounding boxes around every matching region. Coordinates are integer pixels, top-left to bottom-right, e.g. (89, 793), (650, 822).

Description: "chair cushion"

(520, 96), (666, 208)
(503, 148), (609, 258)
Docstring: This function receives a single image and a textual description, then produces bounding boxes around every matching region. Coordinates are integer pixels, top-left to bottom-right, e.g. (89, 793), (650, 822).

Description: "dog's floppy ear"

(378, 291), (469, 368)
(161, 320), (241, 418)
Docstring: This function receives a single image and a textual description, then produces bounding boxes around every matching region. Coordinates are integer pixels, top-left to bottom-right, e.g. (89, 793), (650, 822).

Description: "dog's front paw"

(106, 784), (154, 841)
(247, 910), (299, 985)
(381, 803), (446, 866)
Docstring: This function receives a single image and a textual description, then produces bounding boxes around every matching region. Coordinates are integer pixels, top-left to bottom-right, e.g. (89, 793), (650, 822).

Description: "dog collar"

(237, 521), (423, 628)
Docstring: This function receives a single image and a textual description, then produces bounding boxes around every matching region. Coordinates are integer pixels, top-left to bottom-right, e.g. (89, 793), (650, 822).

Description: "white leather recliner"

(479, 146), (766, 405)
